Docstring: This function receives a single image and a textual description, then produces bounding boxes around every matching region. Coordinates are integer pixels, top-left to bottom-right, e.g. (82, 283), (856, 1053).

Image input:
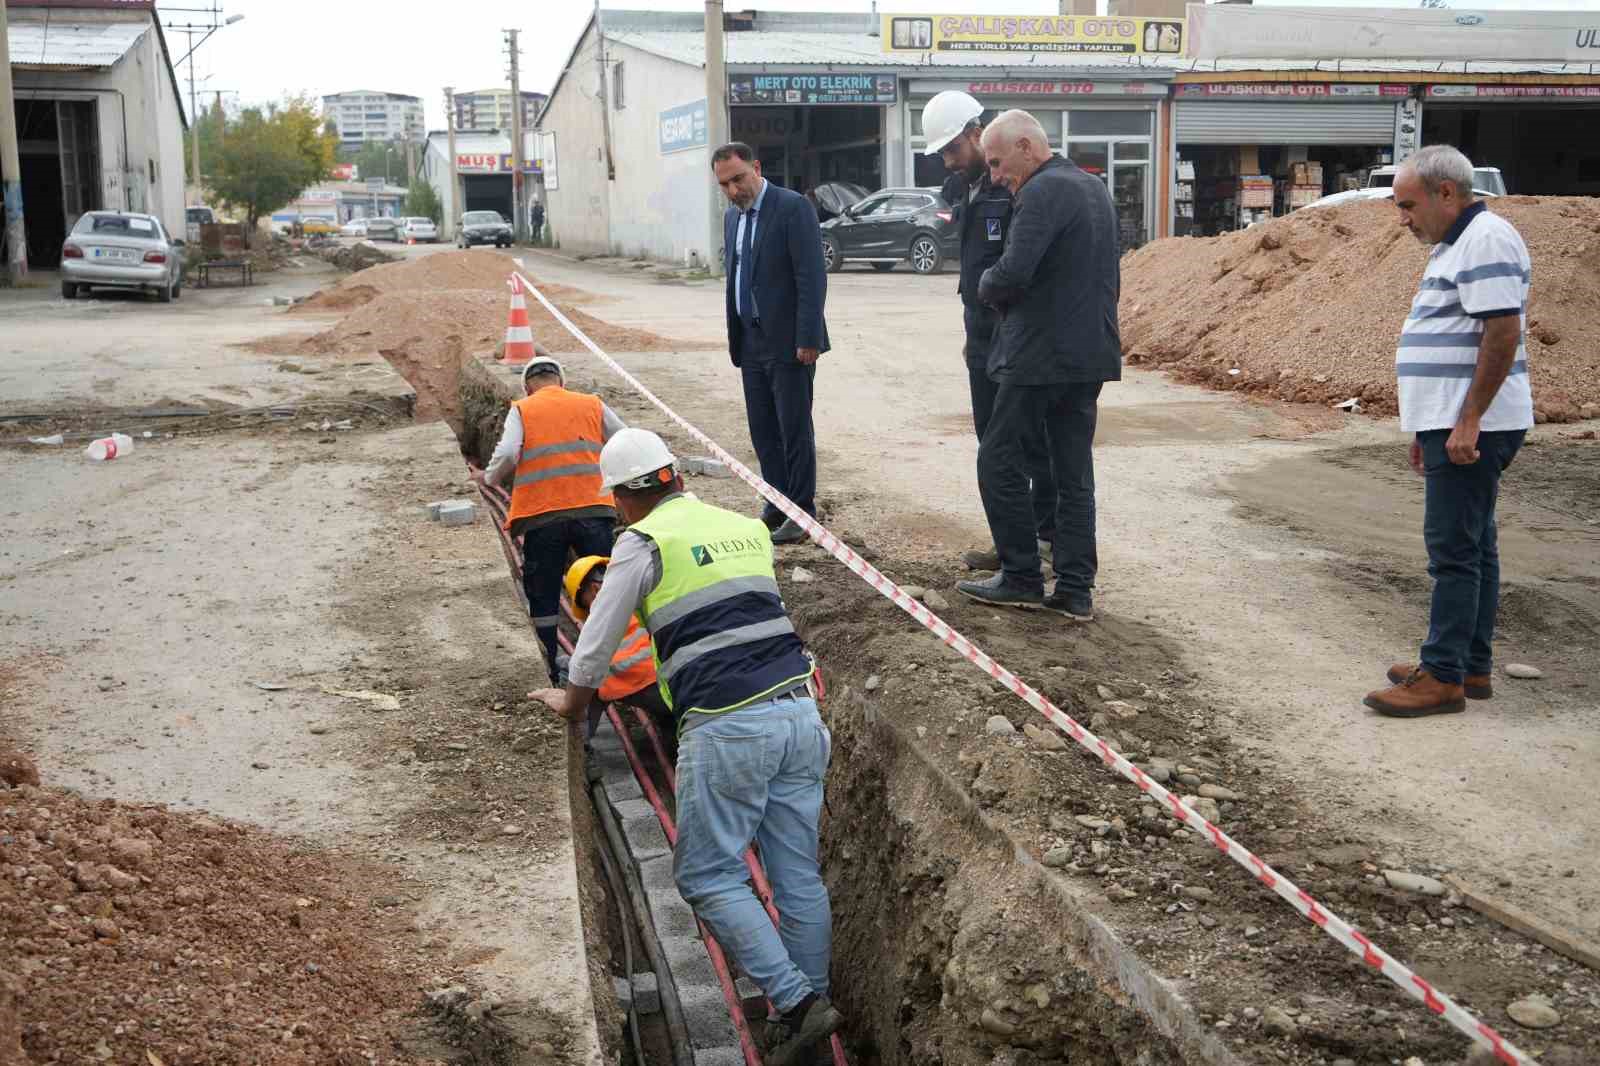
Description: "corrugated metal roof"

(604, 28), (1596, 79)
(7, 19), (147, 70)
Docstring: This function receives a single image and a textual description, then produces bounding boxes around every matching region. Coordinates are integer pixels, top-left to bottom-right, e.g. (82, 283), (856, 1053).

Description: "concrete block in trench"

(437, 500), (477, 526)
(611, 797), (671, 864)
(639, 855), (699, 939)
(612, 972), (662, 1016)
(676, 982), (740, 1050)
(681, 455), (733, 479)
(693, 1048), (745, 1066)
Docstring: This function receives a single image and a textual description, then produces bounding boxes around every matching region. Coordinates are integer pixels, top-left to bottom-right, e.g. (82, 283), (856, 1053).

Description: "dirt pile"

(1, 755), (454, 1066)
(1120, 196), (1600, 422)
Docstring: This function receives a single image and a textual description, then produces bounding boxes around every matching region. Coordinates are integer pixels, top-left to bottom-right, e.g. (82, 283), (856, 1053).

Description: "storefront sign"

(1190, 6), (1600, 64)
(882, 14), (1182, 56)
(1426, 84), (1600, 99)
(455, 153), (539, 174)
(1174, 83), (1411, 99)
(728, 73), (897, 106)
(331, 163), (358, 182)
(659, 99), (709, 155)
(946, 80), (1168, 97)
(9, 0), (155, 8)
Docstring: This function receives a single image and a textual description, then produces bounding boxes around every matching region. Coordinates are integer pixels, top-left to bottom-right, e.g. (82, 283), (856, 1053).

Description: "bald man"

(954, 109), (1122, 622)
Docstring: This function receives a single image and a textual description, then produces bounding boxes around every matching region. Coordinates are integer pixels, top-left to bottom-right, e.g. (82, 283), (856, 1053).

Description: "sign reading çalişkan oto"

(728, 73), (898, 106)
(882, 14), (1182, 55)
(659, 99), (710, 155)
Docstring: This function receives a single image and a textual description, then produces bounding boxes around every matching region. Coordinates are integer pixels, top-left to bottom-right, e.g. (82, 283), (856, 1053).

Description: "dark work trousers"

(739, 325), (817, 521)
(1418, 428), (1525, 685)
(522, 516), (616, 683)
(586, 683), (678, 763)
(977, 382), (1103, 592)
(967, 358), (1056, 543)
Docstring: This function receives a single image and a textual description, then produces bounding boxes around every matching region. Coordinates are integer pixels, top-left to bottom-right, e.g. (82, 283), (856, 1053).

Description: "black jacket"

(977, 156), (1122, 386)
(942, 171), (1012, 363)
(722, 181), (831, 368)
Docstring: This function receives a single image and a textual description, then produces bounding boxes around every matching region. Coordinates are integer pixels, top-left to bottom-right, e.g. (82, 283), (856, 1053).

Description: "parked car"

(60, 211), (186, 302)
(819, 187), (957, 275)
(1366, 163), (1507, 196)
(364, 216), (400, 242)
(185, 205), (216, 226)
(301, 216), (339, 236)
(457, 210), (512, 248)
(340, 218), (369, 238)
(806, 181), (869, 223)
(400, 217), (438, 243)
(1303, 185), (1500, 212)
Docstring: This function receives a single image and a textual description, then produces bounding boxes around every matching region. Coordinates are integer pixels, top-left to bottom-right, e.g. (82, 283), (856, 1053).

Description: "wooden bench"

(196, 260), (254, 288)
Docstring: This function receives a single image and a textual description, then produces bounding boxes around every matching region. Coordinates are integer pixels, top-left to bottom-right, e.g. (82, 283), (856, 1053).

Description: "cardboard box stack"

(1289, 160), (1324, 210)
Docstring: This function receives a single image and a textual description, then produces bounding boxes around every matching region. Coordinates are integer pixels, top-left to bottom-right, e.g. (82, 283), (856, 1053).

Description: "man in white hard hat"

(475, 355), (628, 683)
(922, 89), (1057, 575)
(535, 428), (843, 1065)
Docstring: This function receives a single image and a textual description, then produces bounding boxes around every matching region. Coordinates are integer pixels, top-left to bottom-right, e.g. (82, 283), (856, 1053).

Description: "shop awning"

(7, 20), (147, 71)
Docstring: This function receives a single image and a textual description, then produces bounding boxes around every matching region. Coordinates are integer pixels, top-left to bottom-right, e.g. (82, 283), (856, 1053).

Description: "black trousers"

(585, 683), (678, 762)
(967, 358), (1056, 543)
(522, 516), (615, 683)
(977, 382), (1102, 592)
(739, 330), (817, 520)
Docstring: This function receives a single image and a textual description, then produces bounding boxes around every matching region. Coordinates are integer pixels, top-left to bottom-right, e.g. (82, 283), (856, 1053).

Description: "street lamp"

(168, 11), (245, 201)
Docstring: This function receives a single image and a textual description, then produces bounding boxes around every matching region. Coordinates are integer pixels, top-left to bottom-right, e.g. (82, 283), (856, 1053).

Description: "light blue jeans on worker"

(673, 693), (832, 1013)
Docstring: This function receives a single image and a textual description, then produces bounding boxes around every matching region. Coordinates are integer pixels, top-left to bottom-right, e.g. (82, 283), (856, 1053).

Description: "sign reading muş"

(728, 73), (898, 106)
(882, 14), (1182, 55)
(659, 99), (709, 155)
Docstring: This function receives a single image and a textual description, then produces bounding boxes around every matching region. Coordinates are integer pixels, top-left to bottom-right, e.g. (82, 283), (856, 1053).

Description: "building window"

(612, 62), (625, 110)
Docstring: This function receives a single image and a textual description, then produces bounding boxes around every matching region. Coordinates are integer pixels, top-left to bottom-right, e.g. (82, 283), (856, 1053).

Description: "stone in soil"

(1506, 994), (1562, 1029)
(1197, 783), (1242, 801)
(1503, 663), (1543, 679)
(1022, 723), (1067, 751)
(1262, 1005), (1298, 1036)
(1382, 870), (1447, 896)
(790, 566), (816, 584)
(984, 715), (1016, 736)
(922, 589), (951, 611)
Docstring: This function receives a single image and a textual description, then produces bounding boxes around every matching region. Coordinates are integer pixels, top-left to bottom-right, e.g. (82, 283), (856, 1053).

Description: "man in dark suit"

(712, 142), (830, 546)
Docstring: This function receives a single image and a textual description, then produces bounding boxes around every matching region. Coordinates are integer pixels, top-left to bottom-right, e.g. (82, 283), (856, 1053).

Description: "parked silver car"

(61, 211), (186, 302)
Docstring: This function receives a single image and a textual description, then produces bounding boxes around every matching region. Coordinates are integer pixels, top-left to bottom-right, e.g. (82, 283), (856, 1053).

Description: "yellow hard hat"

(564, 555), (610, 619)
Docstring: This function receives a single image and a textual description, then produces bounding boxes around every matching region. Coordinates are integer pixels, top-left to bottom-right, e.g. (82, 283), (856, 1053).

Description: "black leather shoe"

(955, 573), (1043, 610)
(759, 510), (785, 532)
(770, 518), (808, 545)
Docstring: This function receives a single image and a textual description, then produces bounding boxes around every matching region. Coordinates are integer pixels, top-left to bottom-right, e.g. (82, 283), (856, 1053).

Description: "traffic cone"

(499, 274), (536, 365)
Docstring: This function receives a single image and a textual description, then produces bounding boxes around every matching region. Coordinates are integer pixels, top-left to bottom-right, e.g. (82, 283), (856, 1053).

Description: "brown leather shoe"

(1365, 668), (1466, 718)
(1387, 663), (1492, 700)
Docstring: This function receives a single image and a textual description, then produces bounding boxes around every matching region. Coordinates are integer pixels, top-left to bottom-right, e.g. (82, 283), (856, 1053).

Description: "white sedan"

(1304, 186), (1500, 211)
(340, 218), (369, 237)
(400, 217), (438, 243)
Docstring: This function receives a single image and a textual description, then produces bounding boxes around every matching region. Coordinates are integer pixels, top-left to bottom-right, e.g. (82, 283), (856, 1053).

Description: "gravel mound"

(1120, 196), (1600, 422)
(2, 757), (449, 1065)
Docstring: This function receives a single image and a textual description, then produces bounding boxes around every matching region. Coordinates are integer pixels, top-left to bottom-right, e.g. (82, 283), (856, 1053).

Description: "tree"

(208, 94), (337, 239)
(339, 138), (411, 187)
(404, 180), (442, 224)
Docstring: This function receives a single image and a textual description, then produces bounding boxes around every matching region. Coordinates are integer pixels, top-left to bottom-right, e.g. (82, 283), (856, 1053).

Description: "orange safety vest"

(505, 387), (614, 529)
(600, 619), (657, 702)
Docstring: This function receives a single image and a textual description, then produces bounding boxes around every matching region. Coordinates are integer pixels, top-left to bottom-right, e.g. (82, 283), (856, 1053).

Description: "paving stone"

(677, 983), (740, 1050)
(612, 798), (671, 864)
(437, 501), (477, 526)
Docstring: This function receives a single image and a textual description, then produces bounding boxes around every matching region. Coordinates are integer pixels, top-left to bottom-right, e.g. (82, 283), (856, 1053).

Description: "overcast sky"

(186, 1), (1600, 129)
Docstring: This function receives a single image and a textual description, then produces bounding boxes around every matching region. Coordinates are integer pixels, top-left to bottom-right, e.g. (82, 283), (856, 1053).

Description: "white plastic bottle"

(84, 433), (134, 461)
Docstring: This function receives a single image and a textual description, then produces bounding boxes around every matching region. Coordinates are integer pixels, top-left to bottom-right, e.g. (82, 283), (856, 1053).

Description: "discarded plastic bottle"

(84, 433), (134, 462)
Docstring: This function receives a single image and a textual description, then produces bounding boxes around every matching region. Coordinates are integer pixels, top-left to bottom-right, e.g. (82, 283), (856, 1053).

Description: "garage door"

(1176, 101), (1397, 144)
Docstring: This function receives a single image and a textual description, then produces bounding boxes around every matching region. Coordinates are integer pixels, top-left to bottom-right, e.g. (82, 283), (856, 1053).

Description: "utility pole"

(444, 87), (461, 229)
(595, 1), (615, 181)
(704, 0), (727, 276)
(0, 0), (28, 284)
(505, 28), (526, 244)
(186, 29), (201, 193)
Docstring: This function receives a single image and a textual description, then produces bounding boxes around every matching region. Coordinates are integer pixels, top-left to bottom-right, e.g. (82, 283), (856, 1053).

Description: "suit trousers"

(967, 358), (1056, 543)
(739, 324), (817, 519)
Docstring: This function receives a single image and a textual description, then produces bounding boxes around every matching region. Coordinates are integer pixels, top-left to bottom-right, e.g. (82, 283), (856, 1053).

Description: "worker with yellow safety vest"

(532, 428), (844, 1065)
(474, 356), (626, 684)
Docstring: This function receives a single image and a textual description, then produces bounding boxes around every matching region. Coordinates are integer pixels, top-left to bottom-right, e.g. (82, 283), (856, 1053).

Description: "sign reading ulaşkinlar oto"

(728, 73), (899, 106)
(881, 13), (1183, 56)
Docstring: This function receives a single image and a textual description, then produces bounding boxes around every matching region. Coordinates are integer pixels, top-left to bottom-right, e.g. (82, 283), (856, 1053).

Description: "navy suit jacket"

(723, 182), (830, 368)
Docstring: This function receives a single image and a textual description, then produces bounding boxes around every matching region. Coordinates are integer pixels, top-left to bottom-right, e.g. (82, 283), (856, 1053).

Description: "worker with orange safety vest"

(556, 554), (676, 753)
(475, 356), (627, 684)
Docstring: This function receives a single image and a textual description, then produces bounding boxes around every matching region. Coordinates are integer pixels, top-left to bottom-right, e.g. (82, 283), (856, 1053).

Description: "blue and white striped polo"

(1396, 201), (1534, 433)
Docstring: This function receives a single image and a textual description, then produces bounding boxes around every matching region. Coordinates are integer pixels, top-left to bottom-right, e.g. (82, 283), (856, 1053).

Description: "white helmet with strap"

(921, 90), (984, 156)
(521, 353), (563, 386)
(599, 428), (678, 491)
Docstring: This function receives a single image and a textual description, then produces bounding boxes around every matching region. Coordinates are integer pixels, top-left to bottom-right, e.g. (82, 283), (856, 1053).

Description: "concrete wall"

(539, 20), (614, 256)
(602, 40), (712, 265)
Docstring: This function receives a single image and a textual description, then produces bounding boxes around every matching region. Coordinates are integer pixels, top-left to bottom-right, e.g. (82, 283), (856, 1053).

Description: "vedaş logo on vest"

(691, 537), (766, 567)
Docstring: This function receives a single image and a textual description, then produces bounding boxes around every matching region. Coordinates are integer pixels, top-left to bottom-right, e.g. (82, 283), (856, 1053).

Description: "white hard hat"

(600, 428), (678, 490)
(521, 354), (563, 385)
(921, 90), (984, 156)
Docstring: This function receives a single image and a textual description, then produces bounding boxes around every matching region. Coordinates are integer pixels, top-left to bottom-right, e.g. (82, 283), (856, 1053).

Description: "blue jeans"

(673, 694), (831, 1012)
(1418, 428), (1525, 685)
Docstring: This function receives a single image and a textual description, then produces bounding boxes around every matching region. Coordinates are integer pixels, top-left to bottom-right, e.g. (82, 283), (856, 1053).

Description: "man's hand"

(469, 467), (487, 486)
(1446, 416), (1482, 465)
(796, 347), (820, 366)
(527, 687), (575, 720)
(1409, 439), (1425, 476)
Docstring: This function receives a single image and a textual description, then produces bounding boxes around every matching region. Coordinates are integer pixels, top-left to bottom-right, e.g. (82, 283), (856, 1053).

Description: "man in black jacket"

(924, 91), (1058, 574)
(714, 142), (831, 546)
(956, 110), (1122, 621)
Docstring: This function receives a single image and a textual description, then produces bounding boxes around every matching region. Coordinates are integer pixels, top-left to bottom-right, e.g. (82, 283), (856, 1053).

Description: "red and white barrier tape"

(510, 269), (1528, 1065)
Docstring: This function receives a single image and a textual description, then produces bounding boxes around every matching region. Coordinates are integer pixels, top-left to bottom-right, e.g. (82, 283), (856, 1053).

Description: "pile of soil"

(1120, 196), (1600, 422)
(1, 749), (452, 1066)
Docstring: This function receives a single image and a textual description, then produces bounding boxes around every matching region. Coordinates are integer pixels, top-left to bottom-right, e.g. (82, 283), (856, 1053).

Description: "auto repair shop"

(1421, 84), (1600, 196)
(3, 0), (187, 268)
(421, 129), (544, 241)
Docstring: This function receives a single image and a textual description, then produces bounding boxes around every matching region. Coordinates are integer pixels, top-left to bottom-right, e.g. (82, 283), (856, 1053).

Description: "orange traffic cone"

(499, 274), (536, 365)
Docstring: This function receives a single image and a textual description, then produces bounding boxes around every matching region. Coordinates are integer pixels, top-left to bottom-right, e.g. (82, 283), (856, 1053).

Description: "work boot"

(771, 518), (809, 545)
(1043, 586), (1094, 623)
(766, 997), (844, 1066)
(961, 541), (1050, 571)
(1388, 663), (1492, 700)
(956, 573), (1043, 610)
(1363, 667), (1466, 718)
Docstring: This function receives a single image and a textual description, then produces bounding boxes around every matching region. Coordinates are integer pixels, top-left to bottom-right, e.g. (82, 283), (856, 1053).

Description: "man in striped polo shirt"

(1364, 145), (1534, 719)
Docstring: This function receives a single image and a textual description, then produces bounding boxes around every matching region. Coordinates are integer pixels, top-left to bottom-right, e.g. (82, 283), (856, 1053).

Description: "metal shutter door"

(1176, 101), (1396, 144)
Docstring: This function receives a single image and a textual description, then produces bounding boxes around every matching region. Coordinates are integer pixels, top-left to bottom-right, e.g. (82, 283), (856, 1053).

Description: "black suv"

(457, 211), (513, 249)
(818, 187), (958, 274)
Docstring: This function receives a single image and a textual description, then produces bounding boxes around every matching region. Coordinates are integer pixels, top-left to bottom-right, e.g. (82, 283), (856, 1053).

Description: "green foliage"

(404, 181), (443, 224)
(206, 94), (337, 239)
(338, 139), (411, 187)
